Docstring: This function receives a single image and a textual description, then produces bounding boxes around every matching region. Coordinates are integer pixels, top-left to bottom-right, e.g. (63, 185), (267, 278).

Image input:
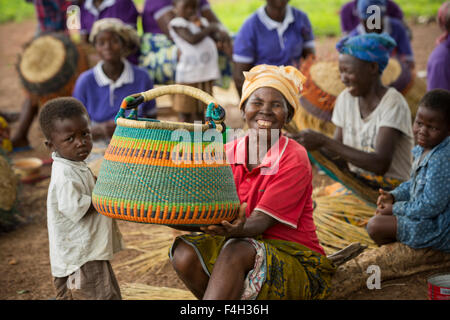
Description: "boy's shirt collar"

(412, 136), (450, 168)
(52, 152), (89, 171)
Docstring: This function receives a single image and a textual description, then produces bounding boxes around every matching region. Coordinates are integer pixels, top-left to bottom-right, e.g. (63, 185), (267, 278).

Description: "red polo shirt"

(225, 135), (325, 255)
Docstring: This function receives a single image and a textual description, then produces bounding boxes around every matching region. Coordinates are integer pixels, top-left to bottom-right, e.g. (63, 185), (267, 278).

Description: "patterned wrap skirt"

(139, 33), (232, 88)
(169, 233), (336, 300)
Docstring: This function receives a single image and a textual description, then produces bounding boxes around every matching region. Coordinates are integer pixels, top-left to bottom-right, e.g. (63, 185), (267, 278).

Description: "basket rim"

(116, 117), (217, 132)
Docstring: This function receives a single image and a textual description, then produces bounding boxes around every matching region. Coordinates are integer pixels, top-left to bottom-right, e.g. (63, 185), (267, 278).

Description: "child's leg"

(203, 239), (256, 300)
(70, 260), (121, 300)
(366, 215), (398, 246)
(171, 240), (210, 299)
(53, 276), (73, 300)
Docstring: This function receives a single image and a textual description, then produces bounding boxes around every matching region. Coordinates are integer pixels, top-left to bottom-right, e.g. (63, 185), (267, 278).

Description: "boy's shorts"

(53, 260), (121, 300)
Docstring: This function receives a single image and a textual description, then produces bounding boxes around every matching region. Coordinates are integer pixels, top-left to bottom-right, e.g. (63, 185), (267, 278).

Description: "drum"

(17, 33), (89, 106)
(291, 58), (426, 136)
(92, 85), (240, 226)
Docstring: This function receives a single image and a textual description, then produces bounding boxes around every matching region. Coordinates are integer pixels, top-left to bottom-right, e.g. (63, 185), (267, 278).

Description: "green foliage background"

(0, 0), (443, 37)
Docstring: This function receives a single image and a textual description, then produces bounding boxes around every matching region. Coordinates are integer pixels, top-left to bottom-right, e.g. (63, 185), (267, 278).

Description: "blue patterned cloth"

(391, 136), (450, 253)
(357, 0), (387, 19)
(336, 32), (396, 73)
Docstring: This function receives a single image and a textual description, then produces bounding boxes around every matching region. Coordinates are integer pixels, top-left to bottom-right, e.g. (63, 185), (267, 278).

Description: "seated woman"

(73, 18), (156, 141)
(79, 0), (140, 65)
(140, 0), (232, 86)
(288, 33), (414, 193)
(232, 0), (315, 96)
(348, 0), (414, 70)
(169, 65), (336, 300)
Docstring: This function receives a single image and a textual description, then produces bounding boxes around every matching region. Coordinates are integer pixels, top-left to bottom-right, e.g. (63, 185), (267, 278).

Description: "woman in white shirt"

(288, 33), (414, 188)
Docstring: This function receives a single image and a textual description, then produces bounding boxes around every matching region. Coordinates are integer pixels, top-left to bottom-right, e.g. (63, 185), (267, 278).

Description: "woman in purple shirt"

(339, 0), (404, 35)
(427, 2), (450, 91)
(232, 0), (315, 96)
(73, 18), (155, 141)
(78, 0), (139, 64)
(348, 0), (414, 70)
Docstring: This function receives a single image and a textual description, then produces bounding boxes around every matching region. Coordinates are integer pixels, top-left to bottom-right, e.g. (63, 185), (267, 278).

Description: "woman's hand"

(286, 129), (326, 150)
(200, 203), (247, 237)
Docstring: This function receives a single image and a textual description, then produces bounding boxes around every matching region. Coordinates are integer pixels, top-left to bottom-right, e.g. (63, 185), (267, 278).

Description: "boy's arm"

(393, 156), (450, 219)
(389, 179), (412, 203)
(56, 179), (93, 224)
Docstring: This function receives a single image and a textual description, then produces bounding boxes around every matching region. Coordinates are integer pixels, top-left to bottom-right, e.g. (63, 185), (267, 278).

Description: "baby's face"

(413, 106), (449, 150)
(48, 115), (93, 162)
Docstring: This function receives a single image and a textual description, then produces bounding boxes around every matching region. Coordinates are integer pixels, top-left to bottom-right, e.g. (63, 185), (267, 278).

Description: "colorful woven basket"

(92, 85), (241, 226)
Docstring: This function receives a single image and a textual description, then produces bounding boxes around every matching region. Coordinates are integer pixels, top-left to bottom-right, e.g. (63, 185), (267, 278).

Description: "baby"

(367, 89), (450, 253)
(39, 97), (123, 299)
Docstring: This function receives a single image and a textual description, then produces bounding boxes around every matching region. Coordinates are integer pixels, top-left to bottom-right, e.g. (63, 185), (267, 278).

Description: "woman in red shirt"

(169, 65), (335, 300)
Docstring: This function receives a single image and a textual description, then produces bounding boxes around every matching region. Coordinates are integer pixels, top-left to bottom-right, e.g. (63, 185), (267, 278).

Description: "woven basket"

(92, 85), (240, 226)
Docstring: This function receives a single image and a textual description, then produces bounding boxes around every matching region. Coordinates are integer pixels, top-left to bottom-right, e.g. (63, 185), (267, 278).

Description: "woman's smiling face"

(243, 87), (290, 133)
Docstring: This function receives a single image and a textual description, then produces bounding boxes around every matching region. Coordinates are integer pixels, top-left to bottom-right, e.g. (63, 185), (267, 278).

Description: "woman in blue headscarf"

(288, 33), (414, 190)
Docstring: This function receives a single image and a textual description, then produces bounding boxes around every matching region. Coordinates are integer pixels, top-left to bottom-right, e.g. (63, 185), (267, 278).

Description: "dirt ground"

(0, 18), (448, 301)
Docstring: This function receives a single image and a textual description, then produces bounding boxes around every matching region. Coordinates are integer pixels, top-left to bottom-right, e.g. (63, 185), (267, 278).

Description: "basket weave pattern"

(92, 85), (240, 226)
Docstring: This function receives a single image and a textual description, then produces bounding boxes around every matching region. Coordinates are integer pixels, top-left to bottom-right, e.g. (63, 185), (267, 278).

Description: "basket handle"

(116, 84), (226, 131)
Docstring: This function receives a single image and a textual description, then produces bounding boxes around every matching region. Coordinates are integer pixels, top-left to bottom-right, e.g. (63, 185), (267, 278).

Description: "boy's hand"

(376, 203), (393, 216)
(200, 203), (247, 237)
(377, 189), (394, 207)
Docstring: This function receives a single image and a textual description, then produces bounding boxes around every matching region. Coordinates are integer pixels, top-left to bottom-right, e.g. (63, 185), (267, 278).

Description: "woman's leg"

(171, 240), (210, 299)
(366, 215), (398, 246)
(203, 239), (256, 300)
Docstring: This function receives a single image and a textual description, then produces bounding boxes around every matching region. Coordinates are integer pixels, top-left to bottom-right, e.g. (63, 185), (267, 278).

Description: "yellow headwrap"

(239, 64), (306, 115)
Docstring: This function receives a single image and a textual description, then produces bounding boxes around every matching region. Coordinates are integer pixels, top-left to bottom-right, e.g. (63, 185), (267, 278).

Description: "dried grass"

(115, 225), (174, 276)
(312, 193), (377, 255)
(121, 283), (195, 300)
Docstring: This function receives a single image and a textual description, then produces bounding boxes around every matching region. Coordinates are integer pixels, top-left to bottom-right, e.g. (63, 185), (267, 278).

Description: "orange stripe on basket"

(140, 203), (145, 220)
(169, 206), (177, 223)
(155, 205), (161, 224)
(146, 204), (153, 223)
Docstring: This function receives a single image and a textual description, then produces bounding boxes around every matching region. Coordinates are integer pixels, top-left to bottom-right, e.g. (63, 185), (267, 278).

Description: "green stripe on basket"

(114, 126), (224, 143)
(93, 161), (239, 204)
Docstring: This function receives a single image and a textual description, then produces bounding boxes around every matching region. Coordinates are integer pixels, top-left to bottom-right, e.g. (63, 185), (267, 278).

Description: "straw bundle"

(312, 193), (377, 255)
(121, 283), (195, 300)
(309, 150), (379, 205)
(403, 75), (427, 121)
(287, 104), (336, 137)
(114, 225), (174, 276)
